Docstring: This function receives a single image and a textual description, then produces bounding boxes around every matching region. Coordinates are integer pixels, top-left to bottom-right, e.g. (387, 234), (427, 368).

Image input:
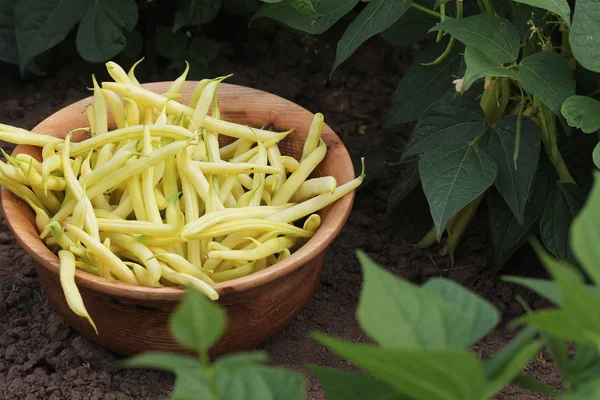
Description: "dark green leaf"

(423, 278), (499, 345)
(484, 327), (536, 377)
(574, 65), (600, 93)
(571, 171), (600, 284)
(121, 29), (143, 60)
(380, 0), (437, 46)
(0, 0), (18, 65)
(332, 0), (411, 73)
(290, 0), (321, 18)
(252, 0), (359, 35)
(512, 3), (546, 40)
(215, 365), (305, 400)
(385, 39), (463, 127)
(76, 0), (139, 63)
(14, 0), (91, 70)
(513, 0), (571, 26)
(503, 276), (563, 305)
(214, 351), (269, 370)
(487, 116), (540, 224)
(314, 333), (486, 400)
(561, 379), (600, 399)
(561, 95), (600, 133)
(420, 143), (497, 239)
(187, 36), (220, 63)
(169, 288), (227, 353)
(462, 46), (517, 89)
(309, 366), (401, 400)
(429, 14), (520, 63)
(402, 91), (485, 157)
(540, 182), (586, 262)
(171, 369), (211, 400)
(173, 0), (222, 32)
(487, 158), (555, 267)
(559, 132), (596, 188)
(356, 251), (496, 349)
(156, 26), (188, 60)
(123, 351), (201, 372)
(570, 0), (600, 73)
(512, 374), (559, 397)
(519, 51), (575, 117)
(386, 159), (420, 215)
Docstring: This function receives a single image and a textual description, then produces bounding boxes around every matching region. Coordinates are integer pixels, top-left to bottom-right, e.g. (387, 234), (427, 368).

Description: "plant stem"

(482, 0), (494, 13)
(410, 3), (454, 19)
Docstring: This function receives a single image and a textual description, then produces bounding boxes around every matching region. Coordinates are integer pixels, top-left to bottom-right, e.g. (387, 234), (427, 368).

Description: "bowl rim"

(1, 81), (355, 300)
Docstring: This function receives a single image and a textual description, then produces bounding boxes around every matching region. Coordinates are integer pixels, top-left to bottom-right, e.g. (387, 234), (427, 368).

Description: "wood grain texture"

(0, 82), (355, 357)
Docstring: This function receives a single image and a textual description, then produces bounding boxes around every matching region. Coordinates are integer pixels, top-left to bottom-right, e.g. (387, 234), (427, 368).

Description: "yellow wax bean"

(187, 219), (312, 240)
(165, 61), (190, 96)
(142, 125), (162, 223)
(0, 173), (48, 213)
(219, 139), (240, 159)
(291, 176), (337, 202)
(211, 262), (255, 283)
(178, 153), (202, 267)
(92, 76), (108, 135)
(160, 264), (218, 300)
(301, 113), (324, 161)
(127, 58), (144, 86)
(192, 161), (282, 175)
(151, 252), (213, 284)
(59, 250), (98, 333)
(266, 144), (285, 191)
(80, 148), (137, 187)
(271, 139), (327, 206)
(66, 224), (138, 284)
(208, 237), (296, 261)
(278, 156), (300, 173)
(41, 154), (62, 194)
(123, 97), (140, 127)
(112, 191), (134, 219)
(32, 186), (61, 215)
(106, 233), (162, 285)
(98, 218), (181, 236)
(101, 82), (291, 142)
(303, 214), (322, 233)
(102, 89), (126, 129)
(189, 79), (210, 110)
(86, 105), (96, 136)
(127, 172), (147, 221)
(0, 130), (63, 147)
(106, 61), (133, 85)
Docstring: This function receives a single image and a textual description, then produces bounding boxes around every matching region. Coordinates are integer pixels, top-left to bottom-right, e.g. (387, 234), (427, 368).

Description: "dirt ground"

(0, 25), (561, 399)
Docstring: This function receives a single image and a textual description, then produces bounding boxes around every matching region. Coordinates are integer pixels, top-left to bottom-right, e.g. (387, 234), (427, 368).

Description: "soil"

(0, 22), (561, 400)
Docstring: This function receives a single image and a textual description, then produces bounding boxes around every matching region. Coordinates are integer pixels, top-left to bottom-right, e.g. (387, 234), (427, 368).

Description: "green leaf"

(561, 379), (600, 399)
(422, 278), (499, 345)
(332, 0), (411, 73)
(570, 345), (600, 388)
(518, 51), (576, 117)
(570, 0), (600, 73)
(487, 159), (556, 267)
(252, 0), (359, 35)
(402, 91), (485, 157)
(483, 328), (543, 398)
(14, 0), (91, 71)
(513, 0), (571, 26)
(0, 0), (18, 65)
(356, 251), (496, 349)
(571, 171), (600, 285)
(313, 333), (486, 400)
(420, 143), (497, 239)
(215, 365), (305, 400)
(561, 95), (600, 134)
(512, 374), (559, 397)
(290, 0), (321, 18)
(594, 143), (600, 169)
(429, 14), (520, 63)
(386, 39), (463, 127)
(171, 369), (212, 400)
(540, 182), (586, 262)
(309, 366), (401, 400)
(76, 0), (139, 63)
(156, 26), (188, 60)
(386, 159), (420, 215)
(503, 276), (563, 305)
(170, 288), (227, 353)
(380, 0), (437, 46)
(173, 0), (222, 32)
(462, 46), (517, 89)
(123, 351), (202, 372)
(214, 351), (269, 370)
(486, 116), (540, 224)
(187, 36), (220, 63)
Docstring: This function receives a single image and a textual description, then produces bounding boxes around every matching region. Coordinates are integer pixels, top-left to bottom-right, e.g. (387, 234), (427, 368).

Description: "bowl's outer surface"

(1, 82), (355, 357)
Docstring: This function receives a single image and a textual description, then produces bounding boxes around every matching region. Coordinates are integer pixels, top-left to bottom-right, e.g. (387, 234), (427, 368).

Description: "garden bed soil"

(0, 28), (560, 399)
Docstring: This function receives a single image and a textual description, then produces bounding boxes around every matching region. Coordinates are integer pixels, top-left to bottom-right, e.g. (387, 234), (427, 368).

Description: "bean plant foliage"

(254, 0), (600, 266)
(127, 172), (600, 399)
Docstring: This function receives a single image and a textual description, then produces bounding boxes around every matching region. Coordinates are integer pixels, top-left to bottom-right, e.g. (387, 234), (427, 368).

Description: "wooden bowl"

(0, 82), (355, 357)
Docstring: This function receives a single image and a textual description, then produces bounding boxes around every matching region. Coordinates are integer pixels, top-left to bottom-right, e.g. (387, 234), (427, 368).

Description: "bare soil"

(0, 26), (560, 399)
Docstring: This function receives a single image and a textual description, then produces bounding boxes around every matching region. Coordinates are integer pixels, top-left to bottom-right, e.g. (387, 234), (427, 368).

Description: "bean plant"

(128, 170), (600, 399)
(255, 0), (600, 266)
